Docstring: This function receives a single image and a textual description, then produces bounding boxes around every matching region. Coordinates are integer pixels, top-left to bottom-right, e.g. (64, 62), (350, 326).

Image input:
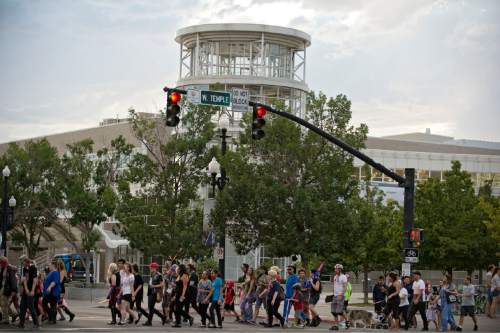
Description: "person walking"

(118, 262), (137, 325)
(265, 269), (285, 328)
(240, 266), (257, 323)
(384, 272), (401, 329)
(131, 264), (148, 324)
(144, 262), (166, 326)
(329, 264), (348, 330)
(208, 269), (223, 328)
(254, 266), (269, 323)
(399, 278), (410, 329)
(56, 260), (75, 322)
(198, 271), (212, 327)
(107, 263), (120, 325)
(490, 267), (500, 318)
(404, 271), (428, 331)
(373, 275), (388, 314)
(172, 264), (194, 328)
(17, 257), (38, 328)
(283, 265), (298, 325)
(185, 264), (201, 321)
(298, 268), (311, 326)
(439, 274), (459, 332)
(485, 264), (495, 318)
(0, 257), (18, 325)
(42, 260), (61, 325)
(309, 269), (322, 327)
(457, 276), (478, 331)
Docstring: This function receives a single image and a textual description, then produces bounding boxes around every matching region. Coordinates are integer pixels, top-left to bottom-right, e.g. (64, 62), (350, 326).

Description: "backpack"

(278, 285), (285, 299)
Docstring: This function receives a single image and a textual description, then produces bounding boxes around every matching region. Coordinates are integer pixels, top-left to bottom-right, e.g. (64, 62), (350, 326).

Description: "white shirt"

(412, 279), (425, 298)
(333, 274), (347, 296)
(399, 287), (409, 307)
(121, 273), (135, 295)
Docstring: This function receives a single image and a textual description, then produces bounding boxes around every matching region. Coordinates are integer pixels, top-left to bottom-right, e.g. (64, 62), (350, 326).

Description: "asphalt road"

(0, 300), (498, 332)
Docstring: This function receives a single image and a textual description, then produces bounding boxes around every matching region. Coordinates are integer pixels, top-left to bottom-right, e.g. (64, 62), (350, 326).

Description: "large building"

(1, 24), (499, 281)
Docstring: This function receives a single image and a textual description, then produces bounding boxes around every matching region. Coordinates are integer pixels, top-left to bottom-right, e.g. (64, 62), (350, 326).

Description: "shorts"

(309, 293), (320, 305)
(330, 296), (344, 315)
(224, 303), (235, 311)
(121, 294), (133, 303)
(256, 294), (266, 307)
(460, 306), (475, 317)
(493, 289), (500, 298)
(488, 289), (493, 303)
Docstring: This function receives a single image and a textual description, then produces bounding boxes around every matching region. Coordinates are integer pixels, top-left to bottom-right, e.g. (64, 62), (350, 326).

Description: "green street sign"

(200, 90), (231, 107)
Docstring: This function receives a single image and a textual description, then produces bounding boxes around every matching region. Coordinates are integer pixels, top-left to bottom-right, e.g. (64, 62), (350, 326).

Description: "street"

(0, 300), (498, 332)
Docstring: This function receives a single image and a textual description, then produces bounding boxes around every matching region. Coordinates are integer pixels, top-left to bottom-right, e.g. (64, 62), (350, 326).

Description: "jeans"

(209, 301), (222, 326)
(267, 298), (284, 326)
(42, 294), (58, 323)
(283, 297), (292, 322)
(405, 301), (428, 330)
(133, 295), (148, 318)
(199, 303), (209, 325)
(19, 294), (38, 326)
(441, 302), (457, 332)
(240, 292), (255, 321)
(147, 294), (165, 324)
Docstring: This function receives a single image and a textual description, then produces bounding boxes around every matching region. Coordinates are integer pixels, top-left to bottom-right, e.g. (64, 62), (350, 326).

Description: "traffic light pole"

(1, 175), (8, 256)
(249, 101), (415, 266)
(219, 128), (228, 279)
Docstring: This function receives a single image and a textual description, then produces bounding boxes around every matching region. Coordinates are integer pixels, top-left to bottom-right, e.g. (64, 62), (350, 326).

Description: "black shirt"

(22, 265), (38, 292)
(115, 271), (121, 288)
(310, 278), (321, 297)
(134, 273), (144, 299)
(148, 271), (163, 296)
(188, 271), (199, 299)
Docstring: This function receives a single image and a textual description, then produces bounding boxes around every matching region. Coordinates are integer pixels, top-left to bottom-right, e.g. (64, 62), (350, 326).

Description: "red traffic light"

(256, 106), (267, 118)
(169, 91), (181, 104)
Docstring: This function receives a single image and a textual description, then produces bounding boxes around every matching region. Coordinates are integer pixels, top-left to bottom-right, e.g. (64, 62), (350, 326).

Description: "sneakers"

(473, 325), (478, 331)
(455, 327), (462, 332)
(69, 313), (75, 322)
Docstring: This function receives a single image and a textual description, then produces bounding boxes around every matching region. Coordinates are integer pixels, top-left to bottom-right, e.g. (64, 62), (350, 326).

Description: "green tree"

(477, 181), (500, 257)
(415, 161), (497, 274)
(115, 105), (216, 259)
(0, 139), (63, 258)
(211, 92), (368, 266)
(343, 165), (402, 303)
(61, 136), (131, 285)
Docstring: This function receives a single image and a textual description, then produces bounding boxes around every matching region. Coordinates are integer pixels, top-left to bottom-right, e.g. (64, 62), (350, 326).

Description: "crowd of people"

(2, 254), (499, 331)
(372, 265), (500, 332)
(0, 256), (75, 329)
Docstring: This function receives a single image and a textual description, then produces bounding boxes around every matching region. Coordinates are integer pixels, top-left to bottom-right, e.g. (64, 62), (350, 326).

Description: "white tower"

(175, 23), (311, 115)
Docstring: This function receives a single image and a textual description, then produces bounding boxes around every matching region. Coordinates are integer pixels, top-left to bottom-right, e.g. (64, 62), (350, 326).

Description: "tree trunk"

(84, 252), (92, 286)
(363, 265), (369, 304)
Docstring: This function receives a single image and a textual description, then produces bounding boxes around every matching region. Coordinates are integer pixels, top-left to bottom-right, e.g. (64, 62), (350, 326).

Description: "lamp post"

(208, 116), (230, 279)
(1, 166), (16, 257)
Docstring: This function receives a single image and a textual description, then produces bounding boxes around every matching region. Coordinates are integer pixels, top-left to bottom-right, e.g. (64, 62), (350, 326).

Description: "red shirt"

(291, 290), (304, 310)
(224, 287), (235, 304)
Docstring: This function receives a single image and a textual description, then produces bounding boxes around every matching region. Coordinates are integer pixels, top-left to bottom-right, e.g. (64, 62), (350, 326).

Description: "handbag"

(446, 293), (458, 304)
(325, 294), (334, 303)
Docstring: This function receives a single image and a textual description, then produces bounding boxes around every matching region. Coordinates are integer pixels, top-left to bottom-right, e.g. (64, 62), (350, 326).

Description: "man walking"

(283, 265), (298, 325)
(404, 271), (428, 331)
(329, 264), (347, 330)
(18, 257), (39, 328)
(144, 262), (166, 326)
(0, 257), (17, 324)
(373, 275), (387, 314)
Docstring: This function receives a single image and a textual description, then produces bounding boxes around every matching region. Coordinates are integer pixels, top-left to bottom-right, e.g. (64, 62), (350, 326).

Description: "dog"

(346, 309), (374, 328)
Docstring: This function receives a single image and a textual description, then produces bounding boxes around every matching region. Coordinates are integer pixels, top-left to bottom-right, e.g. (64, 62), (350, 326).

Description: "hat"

(270, 265), (282, 273)
(149, 262), (159, 269)
(334, 264), (343, 270)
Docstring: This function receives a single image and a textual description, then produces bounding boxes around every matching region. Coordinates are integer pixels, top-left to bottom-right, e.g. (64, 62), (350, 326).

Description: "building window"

(430, 170), (441, 180)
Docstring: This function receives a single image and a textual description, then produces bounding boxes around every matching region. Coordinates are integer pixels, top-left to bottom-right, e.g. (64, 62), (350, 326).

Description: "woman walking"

(172, 264), (194, 328)
(384, 272), (401, 329)
(56, 261), (75, 322)
(118, 263), (137, 325)
(440, 274), (459, 332)
(197, 271), (212, 327)
(132, 264), (148, 324)
(107, 263), (120, 325)
(42, 260), (61, 324)
(240, 267), (257, 323)
(265, 269), (285, 328)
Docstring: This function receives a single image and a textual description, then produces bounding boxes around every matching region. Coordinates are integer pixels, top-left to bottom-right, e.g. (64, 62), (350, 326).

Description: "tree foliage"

(415, 161), (498, 272)
(0, 139), (63, 258)
(211, 92), (368, 265)
(115, 105), (217, 259)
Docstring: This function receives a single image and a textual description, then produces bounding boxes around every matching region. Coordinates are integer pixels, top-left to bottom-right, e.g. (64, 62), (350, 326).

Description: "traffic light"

(410, 228), (424, 247)
(252, 105), (267, 140)
(166, 90), (181, 127)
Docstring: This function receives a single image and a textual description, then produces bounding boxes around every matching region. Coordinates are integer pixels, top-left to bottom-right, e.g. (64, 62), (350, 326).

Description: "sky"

(0, 0), (499, 143)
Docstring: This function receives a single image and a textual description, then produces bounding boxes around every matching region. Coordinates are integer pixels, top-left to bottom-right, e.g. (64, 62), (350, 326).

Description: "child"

(426, 286), (440, 331)
(290, 283), (306, 328)
(458, 276), (478, 331)
(223, 280), (240, 322)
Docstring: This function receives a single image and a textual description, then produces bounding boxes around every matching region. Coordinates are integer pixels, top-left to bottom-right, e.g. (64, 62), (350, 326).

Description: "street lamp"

(208, 115), (231, 279)
(1, 166), (16, 256)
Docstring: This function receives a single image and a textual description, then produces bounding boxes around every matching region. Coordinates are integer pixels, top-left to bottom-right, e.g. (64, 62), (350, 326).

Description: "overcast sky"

(1, 0), (499, 143)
